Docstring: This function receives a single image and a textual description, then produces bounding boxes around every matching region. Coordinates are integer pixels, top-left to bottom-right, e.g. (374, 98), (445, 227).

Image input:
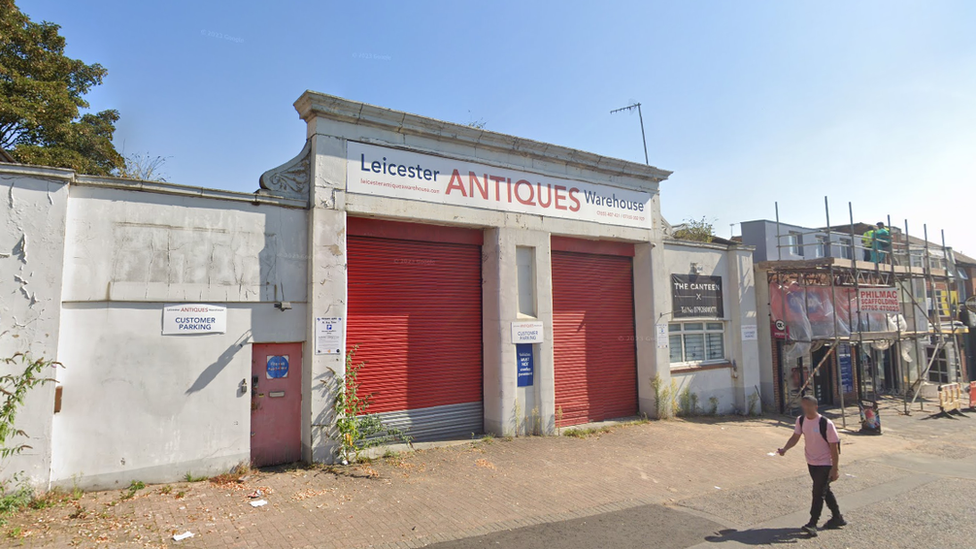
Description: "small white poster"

(511, 321), (544, 344)
(741, 325), (758, 341)
(656, 324), (669, 349)
(315, 317), (344, 355)
(162, 304), (227, 335)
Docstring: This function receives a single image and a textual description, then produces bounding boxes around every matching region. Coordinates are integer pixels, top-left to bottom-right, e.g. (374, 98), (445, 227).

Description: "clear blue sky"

(22, 1), (976, 254)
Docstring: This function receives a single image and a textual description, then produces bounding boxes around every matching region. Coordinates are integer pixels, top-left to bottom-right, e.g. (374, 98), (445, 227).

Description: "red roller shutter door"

(552, 240), (638, 427)
(346, 218), (483, 441)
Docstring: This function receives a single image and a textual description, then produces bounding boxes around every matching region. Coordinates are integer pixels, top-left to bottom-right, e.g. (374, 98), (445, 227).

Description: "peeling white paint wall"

(0, 167), (72, 488)
(62, 185), (307, 303)
(50, 180), (308, 489)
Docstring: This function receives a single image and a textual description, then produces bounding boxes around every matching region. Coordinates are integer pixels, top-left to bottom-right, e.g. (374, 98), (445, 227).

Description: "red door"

(552, 238), (638, 427)
(346, 218), (484, 441)
(250, 343), (302, 467)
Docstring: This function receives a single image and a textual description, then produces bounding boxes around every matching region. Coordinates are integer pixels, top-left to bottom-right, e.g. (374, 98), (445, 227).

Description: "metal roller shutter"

(552, 243), (638, 427)
(347, 219), (483, 441)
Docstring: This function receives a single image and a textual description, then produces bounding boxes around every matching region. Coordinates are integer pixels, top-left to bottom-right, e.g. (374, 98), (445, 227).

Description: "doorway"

(250, 343), (302, 467)
(811, 346), (835, 406)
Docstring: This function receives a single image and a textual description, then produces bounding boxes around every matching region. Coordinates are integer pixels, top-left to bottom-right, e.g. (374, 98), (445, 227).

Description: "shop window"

(669, 322), (726, 365)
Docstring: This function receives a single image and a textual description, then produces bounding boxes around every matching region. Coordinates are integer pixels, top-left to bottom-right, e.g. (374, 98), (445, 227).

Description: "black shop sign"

(671, 274), (724, 319)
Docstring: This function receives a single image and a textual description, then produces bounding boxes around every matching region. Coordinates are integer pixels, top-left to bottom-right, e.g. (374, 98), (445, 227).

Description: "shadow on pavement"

(704, 527), (808, 545)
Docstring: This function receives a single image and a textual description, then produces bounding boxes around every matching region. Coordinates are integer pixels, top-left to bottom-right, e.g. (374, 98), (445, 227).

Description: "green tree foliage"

(672, 217), (716, 243)
(0, 0), (123, 174)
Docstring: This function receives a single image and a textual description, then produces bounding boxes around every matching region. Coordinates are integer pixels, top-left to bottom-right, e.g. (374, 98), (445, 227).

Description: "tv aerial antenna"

(610, 102), (648, 165)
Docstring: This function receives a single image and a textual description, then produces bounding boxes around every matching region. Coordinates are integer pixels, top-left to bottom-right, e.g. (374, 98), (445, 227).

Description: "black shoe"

(801, 523), (818, 537)
(824, 516), (847, 529)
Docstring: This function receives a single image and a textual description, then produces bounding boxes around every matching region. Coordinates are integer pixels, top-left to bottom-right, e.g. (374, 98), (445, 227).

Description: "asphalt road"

(423, 502), (724, 549)
(427, 445), (976, 549)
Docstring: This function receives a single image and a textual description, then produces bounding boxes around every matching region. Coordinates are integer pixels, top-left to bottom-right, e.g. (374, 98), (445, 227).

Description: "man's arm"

(829, 443), (840, 481)
(777, 433), (801, 456)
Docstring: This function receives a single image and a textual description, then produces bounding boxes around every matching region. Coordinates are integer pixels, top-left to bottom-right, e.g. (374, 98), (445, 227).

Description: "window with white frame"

(815, 235), (828, 258)
(787, 232), (803, 257)
(669, 322), (726, 365)
(839, 237), (853, 259)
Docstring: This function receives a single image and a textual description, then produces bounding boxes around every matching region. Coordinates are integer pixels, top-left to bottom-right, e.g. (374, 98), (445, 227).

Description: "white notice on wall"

(315, 317), (344, 355)
(511, 321), (544, 344)
(656, 324), (669, 349)
(741, 325), (758, 341)
(162, 304), (227, 335)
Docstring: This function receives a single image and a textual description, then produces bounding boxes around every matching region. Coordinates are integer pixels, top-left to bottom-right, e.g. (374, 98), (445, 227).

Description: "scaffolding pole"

(826, 198), (846, 428)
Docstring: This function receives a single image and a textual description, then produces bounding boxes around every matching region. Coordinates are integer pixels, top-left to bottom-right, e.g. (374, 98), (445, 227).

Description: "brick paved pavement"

(4, 400), (961, 549)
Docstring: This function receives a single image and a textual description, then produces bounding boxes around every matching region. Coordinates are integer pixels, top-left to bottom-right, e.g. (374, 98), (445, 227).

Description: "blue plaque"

(516, 344), (534, 387)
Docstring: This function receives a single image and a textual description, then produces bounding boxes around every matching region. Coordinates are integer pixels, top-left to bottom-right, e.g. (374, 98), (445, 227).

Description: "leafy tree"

(672, 217), (715, 243)
(0, 0), (123, 174)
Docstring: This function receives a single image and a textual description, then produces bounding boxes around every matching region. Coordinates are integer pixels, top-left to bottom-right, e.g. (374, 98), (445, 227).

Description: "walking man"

(777, 395), (846, 537)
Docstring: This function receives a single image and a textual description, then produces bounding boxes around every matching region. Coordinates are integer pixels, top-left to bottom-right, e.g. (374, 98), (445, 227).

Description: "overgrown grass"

(562, 426), (614, 438)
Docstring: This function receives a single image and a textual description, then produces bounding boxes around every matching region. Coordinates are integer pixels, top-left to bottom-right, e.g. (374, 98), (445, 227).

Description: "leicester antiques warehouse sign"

(671, 274), (724, 318)
(346, 141), (652, 229)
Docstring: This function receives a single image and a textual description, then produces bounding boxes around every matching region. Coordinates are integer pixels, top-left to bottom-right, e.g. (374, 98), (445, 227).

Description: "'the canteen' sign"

(346, 141), (651, 229)
(162, 304), (227, 334)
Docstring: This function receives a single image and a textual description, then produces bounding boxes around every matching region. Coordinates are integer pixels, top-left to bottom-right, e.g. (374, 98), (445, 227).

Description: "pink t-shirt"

(794, 414), (840, 466)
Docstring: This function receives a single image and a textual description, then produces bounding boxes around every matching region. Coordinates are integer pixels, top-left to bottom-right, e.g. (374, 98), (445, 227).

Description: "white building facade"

(0, 93), (761, 490)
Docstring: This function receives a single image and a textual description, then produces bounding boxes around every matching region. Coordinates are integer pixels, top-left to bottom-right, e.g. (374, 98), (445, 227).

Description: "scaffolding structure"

(760, 198), (965, 428)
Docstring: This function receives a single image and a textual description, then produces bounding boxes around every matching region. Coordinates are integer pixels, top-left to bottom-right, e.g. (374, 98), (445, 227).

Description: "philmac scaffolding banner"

(346, 141), (652, 229)
(858, 287), (900, 314)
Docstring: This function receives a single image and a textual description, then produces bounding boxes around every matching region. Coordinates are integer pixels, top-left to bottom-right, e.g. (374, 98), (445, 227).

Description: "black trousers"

(808, 465), (841, 523)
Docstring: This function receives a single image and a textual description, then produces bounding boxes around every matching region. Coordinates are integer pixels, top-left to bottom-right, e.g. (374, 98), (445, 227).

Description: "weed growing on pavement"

(678, 388), (700, 417)
(479, 434), (495, 445)
(0, 353), (61, 461)
(119, 480), (145, 501)
(748, 389), (761, 416)
(651, 375), (676, 419)
(530, 407), (541, 435)
(209, 462), (252, 485)
(513, 397), (523, 436)
(0, 353), (61, 522)
(326, 346), (411, 464)
(555, 407), (564, 435)
(563, 426), (613, 438)
(159, 485), (172, 495)
(67, 504), (86, 519)
(174, 491), (185, 499)
(183, 472), (208, 483)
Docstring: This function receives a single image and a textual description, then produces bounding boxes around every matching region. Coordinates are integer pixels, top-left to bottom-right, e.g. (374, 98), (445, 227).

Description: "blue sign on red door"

(267, 355), (289, 379)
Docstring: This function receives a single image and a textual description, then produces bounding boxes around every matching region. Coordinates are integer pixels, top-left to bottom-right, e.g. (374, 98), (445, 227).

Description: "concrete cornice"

(0, 163), (75, 182)
(74, 175), (307, 209)
(664, 237), (755, 252)
(294, 91), (673, 183)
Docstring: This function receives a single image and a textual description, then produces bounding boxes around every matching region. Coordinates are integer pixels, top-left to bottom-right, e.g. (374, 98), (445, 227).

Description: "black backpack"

(799, 415), (840, 454)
